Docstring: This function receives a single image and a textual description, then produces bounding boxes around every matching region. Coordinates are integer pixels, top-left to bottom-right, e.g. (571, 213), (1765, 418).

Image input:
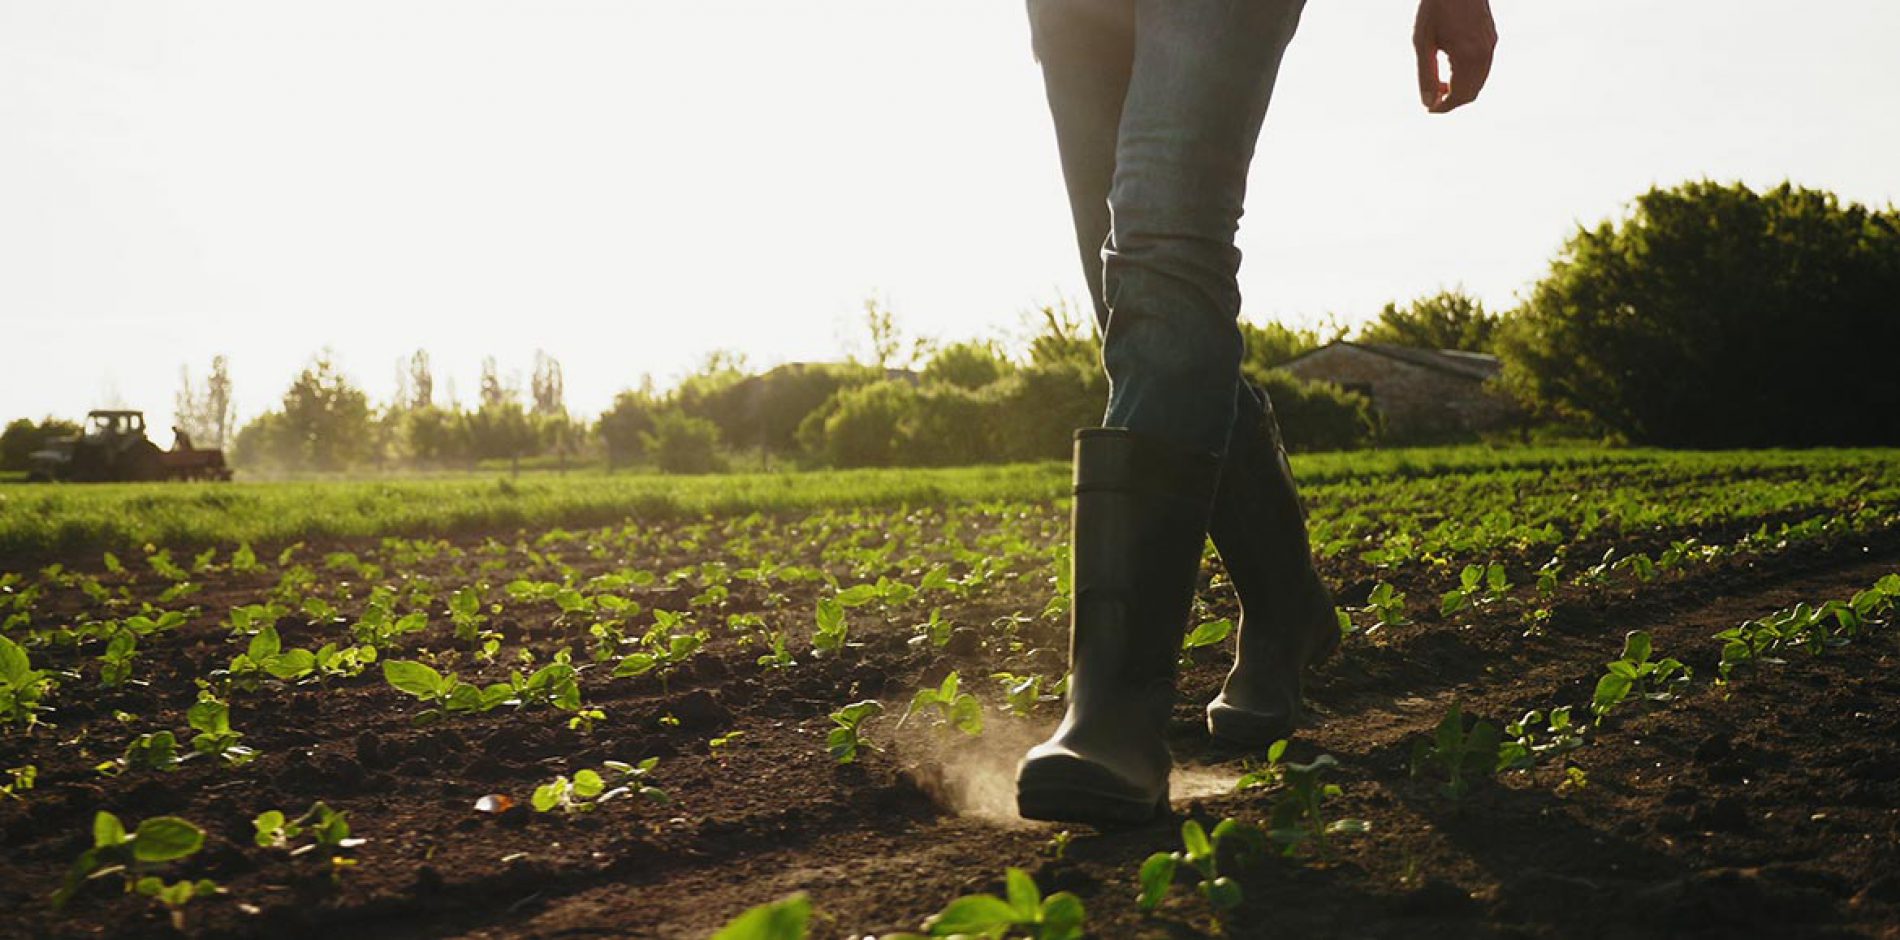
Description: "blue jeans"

(1027, 0), (1307, 457)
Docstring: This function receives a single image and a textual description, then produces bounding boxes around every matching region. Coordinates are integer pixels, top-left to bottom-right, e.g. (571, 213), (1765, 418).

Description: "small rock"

(945, 628), (983, 657)
(354, 731), (386, 769)
(1693, 735), (1734, 764)
(669, 689), (732, 729)
(1690, 796), (1749, 832)
(1662, 784), (1699, 806)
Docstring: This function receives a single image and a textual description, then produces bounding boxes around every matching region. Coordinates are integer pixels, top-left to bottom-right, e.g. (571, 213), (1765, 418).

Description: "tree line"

(5, 179), (1895, 476)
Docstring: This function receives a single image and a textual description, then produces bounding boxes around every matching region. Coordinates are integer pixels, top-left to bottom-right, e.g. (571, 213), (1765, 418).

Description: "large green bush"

(1497, 181), (1900, 447)
(1244, 369), (1379, 453)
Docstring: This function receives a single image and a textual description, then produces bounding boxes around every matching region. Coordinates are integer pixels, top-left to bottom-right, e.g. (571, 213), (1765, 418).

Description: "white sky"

(3, 1), (1898, 427)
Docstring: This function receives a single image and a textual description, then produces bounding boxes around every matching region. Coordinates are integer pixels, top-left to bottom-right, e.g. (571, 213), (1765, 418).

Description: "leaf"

(1004, 867), (1041, 919)
(1136, 852), (1178, 911)
(132, 817), (205, 863)
(248, 625), (282, 661)
(532, 781), (564, 812)
(835, 584), (879, 608)
(1201, 875), (1244, 911)
(1622, 630), (1652, 664)
(922, 894), (1017, 935)
(710, 891), (811, 940)
(613, 653), (657, 677)
(1180, 819), (1213, 860)
(949, 695), (984, 735)
(450, 587), (482, 619)
(253, 810), (287, 846)
(384, 660), (445, 698)
(93, 811), (128, 848)
(266, 649), (316, 680)
(1039, 892), (1086, 940)
(573, 769), (606, 799)
(0, 636), (31, 688)
(1182, 618), (1234, 650)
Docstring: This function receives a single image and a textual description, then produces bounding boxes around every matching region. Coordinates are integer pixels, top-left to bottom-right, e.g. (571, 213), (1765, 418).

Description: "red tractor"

(26, 410), (232, 482)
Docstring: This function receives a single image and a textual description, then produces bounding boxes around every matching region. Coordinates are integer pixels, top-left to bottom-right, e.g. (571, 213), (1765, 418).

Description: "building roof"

(1282, 341), (1501, 383)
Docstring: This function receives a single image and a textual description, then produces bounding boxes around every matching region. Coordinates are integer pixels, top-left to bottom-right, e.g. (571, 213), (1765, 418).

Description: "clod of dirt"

(1848, 753), (1900, 782)
(1693, 733), (1734, 764)
(1391, 878), (1476, 917)
(354, 730), (387, 769)
(1689, 795), (1750, 832)
(667, 689), (732, 730)
(413, 864), (445, 896)
(1662, 783), (1698, 806)
(945, 627), (983, 657)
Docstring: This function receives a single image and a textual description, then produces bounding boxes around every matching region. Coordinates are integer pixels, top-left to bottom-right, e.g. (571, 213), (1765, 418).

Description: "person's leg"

(1101, 0), (1308, 456)
(1017, 0), (1309, 825)
(1024, 0), (1134, 332)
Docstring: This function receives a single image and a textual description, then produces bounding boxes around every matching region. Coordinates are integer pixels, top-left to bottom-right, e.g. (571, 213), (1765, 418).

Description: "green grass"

(2, 445), (1894, 562)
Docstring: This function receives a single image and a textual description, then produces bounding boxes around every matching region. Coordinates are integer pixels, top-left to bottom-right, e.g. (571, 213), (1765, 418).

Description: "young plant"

(1, 763), (35, 800)
(1266, 754), (1366, 858)
(532, 758), (669, 814)
(186, 693), (257, 766)
(1361, 582), (1409, 631)
(253, 801), (366, 856)
(382, 659), (510, 721)
(97, 626), (139, 688)
(612, 616), (709, 690)
(812, 596), (849, 655)
(224, 624), (317, 690)
(711, 891), (811, 940)
(910, 867), (1085, 940)
(826, 700), (884, 764)
(1138, 818), (1268, 913)
(1440, 562), (1511, 617)
(1233, 739), (1290, 792)
(99, 730), (184, 775)
(1410, 702), (1501, 798)
(0, 634), (57, 729)
(903, 671), (983, 736)
(1591, 630), (1691, 721)
(448, 586), (501, 656)
(1497, 706), (1585, 771)
(53, 811), (213, 924)
(1180, 618), (1234, 666)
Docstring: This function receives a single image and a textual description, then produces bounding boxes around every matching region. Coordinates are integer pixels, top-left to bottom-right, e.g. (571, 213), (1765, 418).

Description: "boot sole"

(1016, 756), (1169, 826)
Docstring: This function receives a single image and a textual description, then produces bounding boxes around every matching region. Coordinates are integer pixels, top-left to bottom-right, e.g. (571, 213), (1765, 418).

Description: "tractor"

(26, 410), (232, 482)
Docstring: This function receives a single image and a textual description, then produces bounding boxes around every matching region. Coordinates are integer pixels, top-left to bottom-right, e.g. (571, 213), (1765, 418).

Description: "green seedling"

(1362, 582), (1409, 631)
(383, 659), (510, 721)
(1267, 754), (1366, 858)
(230, 542), (263, 574)
(54, 811), (212, 923)
(147, 549), (191, 582)
(827, 700), (884, 764)
(1411, 702), (1501, 799)
(252, 800), (367, 871)
(711, 891), (811, 940)
(449, 586), (501, 656)
(1592, 630), (1690, 720)
(2, 764), (35, 799)
(612, 617), (709, 690)
(1, 637), (59, 730)
(314, 641), (378, 679)
(1441, 562), (1511, 617)
(1138, 818), (1268, 913)
(223, 625), (317, 690)
(1180, 618), (1234, 665)
(756, 629), (797, 670)
(351, 587), (429, 651)
(911, 607), (953, 648)
(1497, 706), (1585, 771)
(1234, 739), (1290, 791)
(991, 672), (1059, 719)
(187, 693), (257, 766)
(710, 730), (744, 752)
(1612, 552), (1658, 583)
(900, 867), (1085, 940)
(813, 596), (849, 655)
(97, 626), (138, 688)
(532, 758), (669, 814)
(99, 730), (184, 775)
(903, 671), (983, 736)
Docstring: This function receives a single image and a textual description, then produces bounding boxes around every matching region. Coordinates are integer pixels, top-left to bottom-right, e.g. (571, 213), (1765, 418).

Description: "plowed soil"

(4, 517), (1899, 939)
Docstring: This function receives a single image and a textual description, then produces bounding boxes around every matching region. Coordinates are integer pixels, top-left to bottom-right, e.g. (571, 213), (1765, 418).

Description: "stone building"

(1279, 341), (1520, 443)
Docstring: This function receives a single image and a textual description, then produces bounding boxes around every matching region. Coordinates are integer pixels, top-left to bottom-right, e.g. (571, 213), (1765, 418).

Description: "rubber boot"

(1016, 428), (1222, 826)
(1204, 385), (1339, 747)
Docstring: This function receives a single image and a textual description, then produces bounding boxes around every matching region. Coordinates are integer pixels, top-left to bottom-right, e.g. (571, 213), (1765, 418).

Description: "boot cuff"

(1073, 428), (1221, 498)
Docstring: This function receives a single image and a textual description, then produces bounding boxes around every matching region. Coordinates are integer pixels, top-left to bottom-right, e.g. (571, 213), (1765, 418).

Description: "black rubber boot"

(1204, 384), (1339, 748)
(1016, 428), (1222, 826)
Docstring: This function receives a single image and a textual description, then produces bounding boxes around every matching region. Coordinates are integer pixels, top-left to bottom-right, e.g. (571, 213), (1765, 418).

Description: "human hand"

(1413, 0), (1497, 113)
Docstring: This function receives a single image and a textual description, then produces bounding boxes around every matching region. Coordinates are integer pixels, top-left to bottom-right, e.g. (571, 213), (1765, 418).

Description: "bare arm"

(1414, 0), (1498, 113)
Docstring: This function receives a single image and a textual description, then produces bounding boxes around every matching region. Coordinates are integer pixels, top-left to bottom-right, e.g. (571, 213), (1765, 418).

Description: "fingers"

(1430, 42), (1494, 113)
(1413, 5), (1441, 109)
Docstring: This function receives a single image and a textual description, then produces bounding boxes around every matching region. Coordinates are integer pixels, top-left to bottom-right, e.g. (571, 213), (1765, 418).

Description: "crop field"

(3, 446), (1900, 938)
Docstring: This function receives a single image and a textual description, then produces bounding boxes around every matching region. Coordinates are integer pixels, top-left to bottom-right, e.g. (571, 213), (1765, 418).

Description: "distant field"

(0, 445), (1893, 560)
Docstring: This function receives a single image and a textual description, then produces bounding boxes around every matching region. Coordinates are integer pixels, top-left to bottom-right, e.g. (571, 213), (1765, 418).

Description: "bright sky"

(3, 1), (1897, 427)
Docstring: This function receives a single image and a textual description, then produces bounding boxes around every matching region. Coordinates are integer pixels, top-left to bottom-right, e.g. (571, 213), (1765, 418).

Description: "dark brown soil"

(3, 516), (1899, 940)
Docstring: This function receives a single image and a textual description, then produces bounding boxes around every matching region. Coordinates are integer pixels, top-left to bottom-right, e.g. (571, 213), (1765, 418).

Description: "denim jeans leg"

(1024, 0), (1135, 334)
(1100, 0), (1307, 456)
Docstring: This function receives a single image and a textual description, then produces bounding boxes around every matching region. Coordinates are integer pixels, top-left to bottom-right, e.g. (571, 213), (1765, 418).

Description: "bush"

(798, 381), (917, 469)
(642, 409), (726, 474)
(1497, 180), (1900, 447)
(1, 417), (81, 472)
(1246, 369), (1379, 452)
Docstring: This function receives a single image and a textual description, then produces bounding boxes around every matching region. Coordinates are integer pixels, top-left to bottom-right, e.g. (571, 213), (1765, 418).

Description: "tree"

(1497, 181), (1900, 447)
(1, 417), (81, 471)
(531, 350), (565, 417)
(923, 340), (1011, 390)
(598, 385), (661, 469)
(1238, 319), (1341, 373)
(407, 350), (434, 410)
(1357, 289), (1499, 353)
(860, 299), (930, 370)
(643, 409), (725, 474)
(244, 352), (374, 470)
(173, 355), (235, 449)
